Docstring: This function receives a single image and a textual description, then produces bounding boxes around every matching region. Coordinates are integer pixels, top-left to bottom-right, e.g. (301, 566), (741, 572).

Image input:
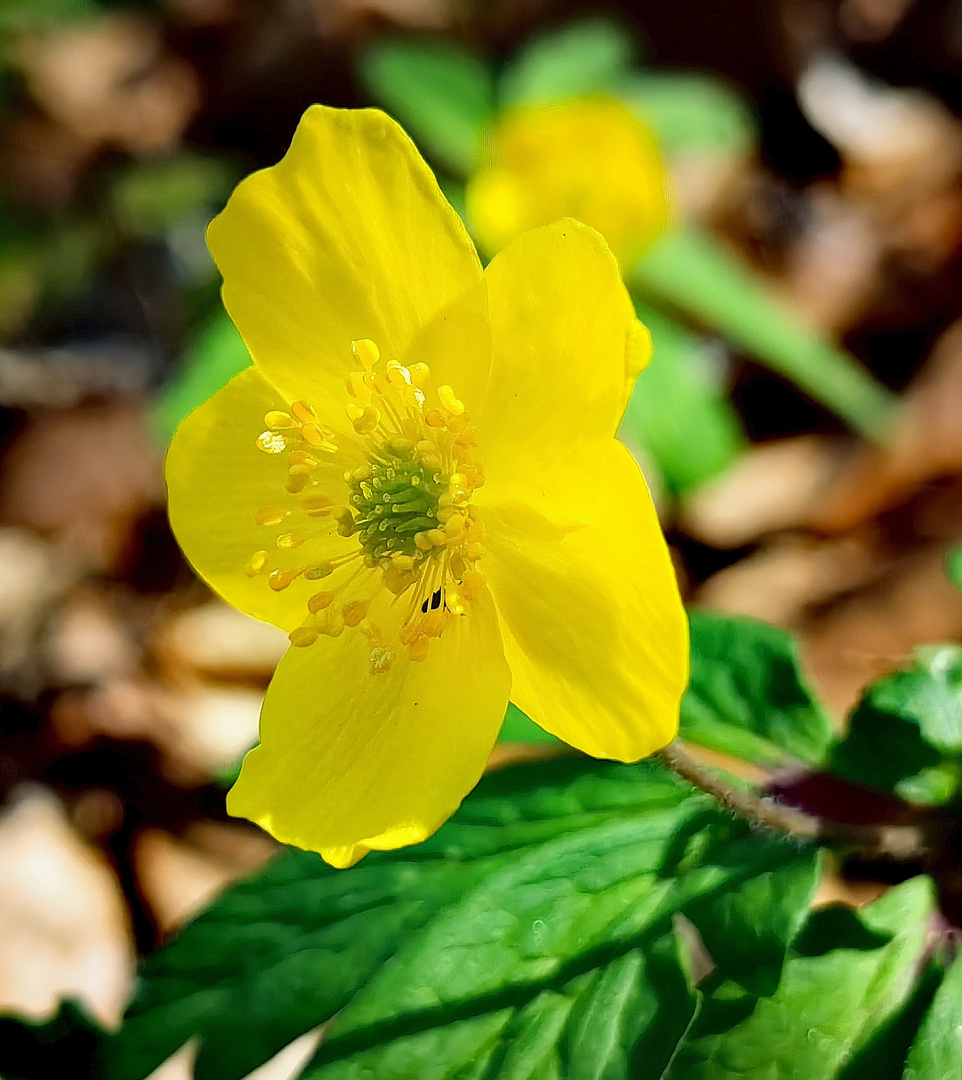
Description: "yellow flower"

(467, 97), (669, 264)
(166, 105), (688, 868)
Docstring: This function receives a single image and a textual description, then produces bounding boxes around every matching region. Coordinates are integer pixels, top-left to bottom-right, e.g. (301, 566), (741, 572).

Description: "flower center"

(246, 339), (485, 674)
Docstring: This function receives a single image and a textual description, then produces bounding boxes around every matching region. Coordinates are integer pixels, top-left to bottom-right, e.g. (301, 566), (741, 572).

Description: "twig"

(658, 740), (927, 862)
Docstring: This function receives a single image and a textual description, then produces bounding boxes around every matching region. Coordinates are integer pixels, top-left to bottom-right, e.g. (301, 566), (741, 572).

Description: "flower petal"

(207, 105), (482, 404)
(166, 366), (355, 631)
(475, 219), (643, 503)
(227, 588), (511, 867)
(481, 439), (688, 762)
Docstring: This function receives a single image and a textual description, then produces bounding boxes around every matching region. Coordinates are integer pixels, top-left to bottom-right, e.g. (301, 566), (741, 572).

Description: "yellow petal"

(475, 219), (641, 502)
(207, 105), (482, 404)
(166, 366), (355, 631)
(227, 588), (511, 866)
(481, 440), (688, 762)
(467, 98), (668, 264)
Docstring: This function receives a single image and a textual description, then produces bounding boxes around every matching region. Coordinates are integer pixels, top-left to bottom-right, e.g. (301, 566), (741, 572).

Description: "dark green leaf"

(681, 609), (835, 767)
(631, 227), (897, 440)
(831, 645), (962, 804)
(667, 877), (936, 1080)
(0, 1001), (104, 1080)
(357, 39), (493, 175)
(903, 951), (962, 1080)
(619, 304), (744, 494)
(154, 310), (250, 442)
(103, 757), (817, 1080)
(619, 72), (757, 155)
(499, 18), (635, 107)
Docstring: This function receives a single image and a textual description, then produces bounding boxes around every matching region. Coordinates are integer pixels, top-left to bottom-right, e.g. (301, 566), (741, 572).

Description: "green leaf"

(154, 309), (250, 442)
(302, 934), (699, 1080)
(831, 645), (962, 804)
(946, 546), (962, 593)
(357, 39), (494, 175)
(0, 1001), (104, 1080)
(667, 877), (936, 1080)
(499, 18), (635, 107)
(903, 951), (962, 1080)
(619, 304), (744, 494)
(102, 756), (818, 1080)
(498, 702), (560, 745)
(630, 227), (898, 440)
(681, 609), (835, 767)
(618, 72), (757, 155)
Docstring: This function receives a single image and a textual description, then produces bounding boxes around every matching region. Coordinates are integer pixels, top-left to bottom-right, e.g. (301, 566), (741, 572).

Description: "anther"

(289, 627), (318, 647)
(276, 533), (305, 549)
(335, 509), (355, 537)
(437, 385), (465, 415)
(302, 494), (335, 515)
(351, 407), (380, 436)
(255, 505), (289, 526)
(265, 410), (295, 430)
(408, 635), (430, 662)
(351, 338), (380, 369)
(245, 550), (269, 576)
(288, 450), (318, 467)
(409, 363), (430, 387)
(343, 600), (369, 627)
(256, 431), (287, 454)
(304, 563), (334, 580)
(347, 370), (375, 403)
(291, 400), (316, 423)
(301, 425), (336, 451)
(308, 590), (336, 613)
(369, 647), (393, 674)
(285, 473), (311, 494)
(268, 568), (299, 591)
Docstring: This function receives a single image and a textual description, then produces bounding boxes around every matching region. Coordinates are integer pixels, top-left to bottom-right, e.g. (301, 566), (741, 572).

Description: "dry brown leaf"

(0, 788), (133, 1026)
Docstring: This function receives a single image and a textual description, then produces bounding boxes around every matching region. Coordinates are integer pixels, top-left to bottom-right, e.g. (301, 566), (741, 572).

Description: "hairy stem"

(658, 740), (927, 861)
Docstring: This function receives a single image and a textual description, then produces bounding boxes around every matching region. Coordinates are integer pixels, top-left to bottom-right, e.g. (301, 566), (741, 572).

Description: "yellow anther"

(301, 424), (336, 451)
(285, 473), (311, 494)
(289, 627), (318, 647)
(256, 431), (287, 454)
(446, 590), (466, 616)
(392, 554), (415, 571)
(437, 385), (465, 415)
(386, 362), (409, 388)
(291, 400), (316, 423)
(352, 338), (380, 369)
(409, 362), (430, 387)
(467, 505), (481, 520)
(268, 568), (298, 591)
(304, 563), (334, 580)
(255, 505), (289, 526)
(449, 552), (466, 579)
(408, 635), (430, 663)
(288, 450), (318, 467)
(308, 590), (336, 613)
(245, 550), (269, 576)
(387, 436), (415, 455)
(455, 430), (477, 449)
(414, 531), (434, 552)
(437, 506), (458, 524)
(335, 509), (355, 537)
(465, 518), (484, 542)
(462, 570), (485, 598)
(352, 407), (380, 436)
(288, 464), (313, 477)
(446, 413), (469, 434)
(320, 609), (345, 637)
(382, 563), (415, 595)
(424, 409), (447, 428)
(399, 621), (419, 646)
(265, 410), (295, 430)
(466, 541), (484, 560)
(350, 464), (373, 482)
(369, 647), (393, 674)
(428, 528), (446, 546)
(421, 453), (442, 471)
(347, 370), (374, 404)
(421, 609), (444, 637)
(302, 493), (335, 516)
(443, 515), (465, 538)
(276, 532), (305, 549)
(343, 599), (369, 627)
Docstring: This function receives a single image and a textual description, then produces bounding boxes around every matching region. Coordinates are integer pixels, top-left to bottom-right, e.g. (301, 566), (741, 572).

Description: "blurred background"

(3, 0), (962, 1040)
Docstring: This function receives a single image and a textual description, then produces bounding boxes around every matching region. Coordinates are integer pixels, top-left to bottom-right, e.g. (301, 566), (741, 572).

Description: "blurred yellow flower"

(166, 105), (687, 868)
(467, 97), (669, 264)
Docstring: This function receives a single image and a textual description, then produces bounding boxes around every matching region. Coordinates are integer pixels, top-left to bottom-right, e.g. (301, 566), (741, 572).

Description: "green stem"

(658, 739), (926, 861)
(631, 226), (899, 442)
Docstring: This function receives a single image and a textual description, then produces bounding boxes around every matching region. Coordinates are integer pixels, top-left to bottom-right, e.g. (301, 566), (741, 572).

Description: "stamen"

(256, 506), (289, 526)
(352, 338), (380, 369)
(245, 550), (269, 576)
(265, 411), (295, 430)
(437, 385), (465, 415)
(257, 431), (287, 454)
(290, 627), (318, 647)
